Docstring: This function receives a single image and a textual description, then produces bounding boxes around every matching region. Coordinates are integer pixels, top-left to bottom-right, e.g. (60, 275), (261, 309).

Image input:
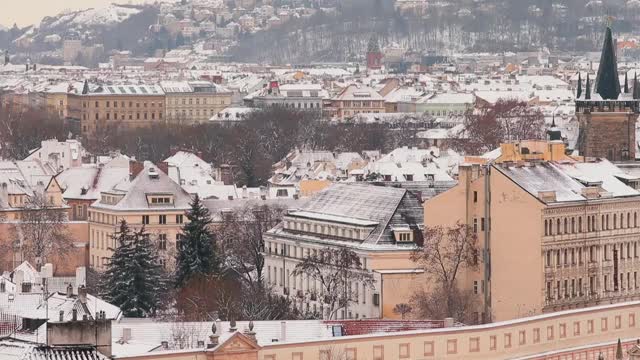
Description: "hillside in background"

(230, 0), (638, 63)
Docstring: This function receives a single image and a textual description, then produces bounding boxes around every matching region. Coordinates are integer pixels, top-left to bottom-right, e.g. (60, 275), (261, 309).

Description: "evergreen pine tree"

(101, 220), (167, 317)
(616, 338), (623, 359)
(175, 194), (220, 287)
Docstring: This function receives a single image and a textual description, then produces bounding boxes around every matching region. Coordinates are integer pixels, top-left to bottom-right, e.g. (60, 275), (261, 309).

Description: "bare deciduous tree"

(293, 247), (374, 320)
(12, 191), (73, 266)
(216, 203), (286, 290)
(319, 345), (348, 360)
(393, 303), (413, 319)
(411, 222), (479, 323)
(453, 99), (545, 155)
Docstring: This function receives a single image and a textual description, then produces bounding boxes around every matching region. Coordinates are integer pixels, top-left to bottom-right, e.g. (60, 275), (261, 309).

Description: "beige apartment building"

(88, 162), (192, 270)
(161, 81), (232, 125)
(263, 183), (424, 320)
(330, 84), (385, 120)
(74, 84), (166, 138)
(425, 139), (640, 323)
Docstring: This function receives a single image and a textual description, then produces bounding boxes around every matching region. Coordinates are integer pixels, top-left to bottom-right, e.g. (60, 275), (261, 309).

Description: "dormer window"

(393, 225), (414, 243)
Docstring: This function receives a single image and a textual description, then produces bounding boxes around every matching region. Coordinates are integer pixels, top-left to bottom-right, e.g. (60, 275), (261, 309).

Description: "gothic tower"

(576, 26), (638, 162)
(366, 35), (383, 71)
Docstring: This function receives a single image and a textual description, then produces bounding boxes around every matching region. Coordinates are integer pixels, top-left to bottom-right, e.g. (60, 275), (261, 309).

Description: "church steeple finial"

(624, 72), (629, 93)
(577, 72), (582, 98)
(585, 74), (591, 99)
(595, 26), (621, 100)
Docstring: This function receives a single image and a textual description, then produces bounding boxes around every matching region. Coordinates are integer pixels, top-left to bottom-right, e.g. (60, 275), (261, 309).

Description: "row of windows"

(282, 221), (369, 241)
(83, 101), (160, 108)
(83, 112), (164, 121)
(547, 272), (640, 300)
(168, 109), (217, 118)
(343, 110), (381, 116)
(168, 98), (227, 106)
(142, 214), (184, 225)
(545, 242), (640, 267)
(266, 264), (370, 306)
(279, 102), (321, 109)
(88, 212), (183, 225)
(90, 231), (180, 252)
(341, 101), (384, 107)
(544, 212), (640, 236)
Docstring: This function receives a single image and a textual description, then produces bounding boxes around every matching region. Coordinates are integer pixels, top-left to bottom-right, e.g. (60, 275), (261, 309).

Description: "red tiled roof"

(323, 319), (444, 336)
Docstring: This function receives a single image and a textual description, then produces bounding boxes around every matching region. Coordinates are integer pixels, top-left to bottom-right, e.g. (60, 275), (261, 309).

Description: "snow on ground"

(47, 5), (142, 28)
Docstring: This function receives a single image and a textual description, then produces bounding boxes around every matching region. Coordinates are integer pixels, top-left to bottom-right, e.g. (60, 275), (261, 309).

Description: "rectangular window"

(142, 215), (150, 225)
(473, 191), (478, 203)
(159, 215), (167, 225)
(176, 214), (183, 224)
(158, 234), (167, 250)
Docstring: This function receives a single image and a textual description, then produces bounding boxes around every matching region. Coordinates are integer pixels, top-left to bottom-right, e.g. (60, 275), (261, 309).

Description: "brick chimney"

(156, 161), (169, 175)
(129, 161), (144, 181)
(220, 164), (234, 185)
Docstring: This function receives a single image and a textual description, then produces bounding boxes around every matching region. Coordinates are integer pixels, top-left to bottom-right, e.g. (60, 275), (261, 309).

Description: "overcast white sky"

(1, 0), (150, 27)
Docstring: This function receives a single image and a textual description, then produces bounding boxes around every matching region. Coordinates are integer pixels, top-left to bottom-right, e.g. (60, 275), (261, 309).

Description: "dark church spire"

(585, 74), (591, 100)
(577, 72), (582, 98)
(595, 26), (621, 100)
(82, 79), (89, 95)
(547, 111), (562, 141)
(634, 73), (639, 100)
(624, 72), (629, 93)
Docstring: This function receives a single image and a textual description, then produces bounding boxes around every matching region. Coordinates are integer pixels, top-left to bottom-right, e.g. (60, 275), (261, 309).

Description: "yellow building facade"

(88, 163), (192, 270)
(426, 140), (640, 322)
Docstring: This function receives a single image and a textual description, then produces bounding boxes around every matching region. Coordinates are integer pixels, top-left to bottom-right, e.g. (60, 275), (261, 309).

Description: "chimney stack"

(72, 309), (77, 321)
(78, 285), (87, 304)
(59, 310), (64, 321)
(66, 284), (74, 298)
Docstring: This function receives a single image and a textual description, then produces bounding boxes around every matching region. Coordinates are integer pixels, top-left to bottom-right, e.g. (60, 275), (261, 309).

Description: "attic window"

(22, 282), (32, 293)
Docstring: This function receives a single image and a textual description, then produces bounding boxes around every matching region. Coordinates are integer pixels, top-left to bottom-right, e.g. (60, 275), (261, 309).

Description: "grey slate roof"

(91, 162), (192, 211)
(493, 159), (640, 203)
(269, 183), (424, 248)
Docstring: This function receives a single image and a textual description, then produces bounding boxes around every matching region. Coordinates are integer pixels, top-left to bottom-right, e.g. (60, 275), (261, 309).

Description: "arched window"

(571, 217), (575, 233)
(557, 219), (561, 234)
(564, 218), (568, 234)
(544, 220), (548, 236)
(628, 213), (631, 228)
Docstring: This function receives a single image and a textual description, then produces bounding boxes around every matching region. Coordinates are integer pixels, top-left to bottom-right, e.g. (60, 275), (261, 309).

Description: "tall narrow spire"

(634, 73), (639, 99)
(82, 80), (89, 95)
(595, 26), (621, 100)
(624, 72), (629, 93)
(577, 72), (582, 98)
(585, 74), (591, 99)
